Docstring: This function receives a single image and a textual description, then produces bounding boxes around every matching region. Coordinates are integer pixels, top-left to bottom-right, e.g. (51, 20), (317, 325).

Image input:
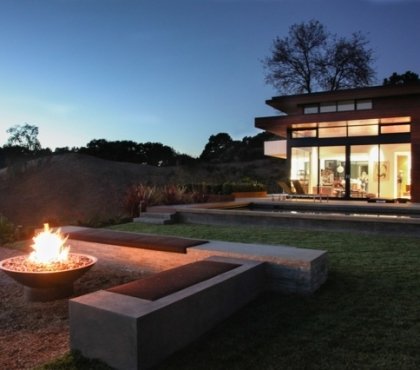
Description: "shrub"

(122, 182), (238, 214)
(185, 183), (224, 195)
(222, 179), (267, 194)
(0, 214), (17, 244)
(122, 184), (157, 217)
(158, 185), (188, 205)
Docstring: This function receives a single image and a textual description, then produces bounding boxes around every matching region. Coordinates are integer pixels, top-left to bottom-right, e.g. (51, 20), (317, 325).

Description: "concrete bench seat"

(107, 259), (240, 300)
(70, 256), (265, 370)
(66, 227), (207, 253)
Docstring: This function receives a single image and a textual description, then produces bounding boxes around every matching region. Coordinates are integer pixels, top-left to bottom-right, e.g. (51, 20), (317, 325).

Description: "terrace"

(143, 196), (420, 238)
(1, 197), (419, 369)
(1, 206), (420, 369)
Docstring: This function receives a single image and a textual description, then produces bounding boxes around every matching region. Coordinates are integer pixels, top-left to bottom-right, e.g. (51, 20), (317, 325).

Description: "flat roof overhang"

(267, 84), (420, 113)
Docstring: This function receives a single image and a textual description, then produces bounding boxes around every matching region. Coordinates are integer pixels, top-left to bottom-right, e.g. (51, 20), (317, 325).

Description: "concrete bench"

(63, 226), (328, 295)
(70, 256), (265, 370)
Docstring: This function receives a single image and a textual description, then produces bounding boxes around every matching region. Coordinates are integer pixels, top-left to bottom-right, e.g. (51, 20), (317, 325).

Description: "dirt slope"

(0, 153), (285, 230)
(0, 153), (171, 228)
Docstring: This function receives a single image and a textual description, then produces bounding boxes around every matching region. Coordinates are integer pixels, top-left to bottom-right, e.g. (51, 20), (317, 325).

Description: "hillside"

(0, 153), (286, 229)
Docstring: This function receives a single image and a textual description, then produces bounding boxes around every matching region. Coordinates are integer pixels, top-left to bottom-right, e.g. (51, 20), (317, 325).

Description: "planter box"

(232, 191), (267, 198)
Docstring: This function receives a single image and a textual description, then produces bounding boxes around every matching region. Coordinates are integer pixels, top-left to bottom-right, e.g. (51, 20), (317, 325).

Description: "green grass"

(39, 223), (420, 370)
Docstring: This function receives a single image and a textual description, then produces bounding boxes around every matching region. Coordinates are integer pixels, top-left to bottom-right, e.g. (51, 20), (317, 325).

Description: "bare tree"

(263, 20), (326, 94)
(263, 20), (376, 94)
(320, 32), (375, 91)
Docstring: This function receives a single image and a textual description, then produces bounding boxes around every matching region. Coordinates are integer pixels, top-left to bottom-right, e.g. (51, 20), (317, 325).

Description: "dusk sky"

(0, 0), (419, 157)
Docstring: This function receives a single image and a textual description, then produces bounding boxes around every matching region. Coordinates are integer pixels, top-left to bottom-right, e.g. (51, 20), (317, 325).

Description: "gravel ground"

(0, 246), (147, 370)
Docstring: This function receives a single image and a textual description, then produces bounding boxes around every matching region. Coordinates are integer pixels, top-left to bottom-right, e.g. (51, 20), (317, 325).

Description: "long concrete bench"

(70, 256), (265, 370)
(64, 226), (328, 296)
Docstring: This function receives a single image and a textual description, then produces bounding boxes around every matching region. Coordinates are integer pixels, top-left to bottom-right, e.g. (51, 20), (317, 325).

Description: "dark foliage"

(199, 131), (276, 163)
(78, 139), (179, 166)
(383, 70), (420, 86)
(2, 121), (277, 169)
(6, 123), (42, 152)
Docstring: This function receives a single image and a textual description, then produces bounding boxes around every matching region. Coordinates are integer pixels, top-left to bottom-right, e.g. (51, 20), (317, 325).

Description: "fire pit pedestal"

(24, 284), (75, 302)
(0, 253), (97, 302)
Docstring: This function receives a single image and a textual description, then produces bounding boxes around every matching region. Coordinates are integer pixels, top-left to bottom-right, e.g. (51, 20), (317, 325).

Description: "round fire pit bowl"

(0, 253), (97, 302)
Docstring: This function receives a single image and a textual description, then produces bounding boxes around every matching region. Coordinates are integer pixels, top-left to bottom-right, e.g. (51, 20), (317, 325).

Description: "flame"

(28, 224), (70, 264)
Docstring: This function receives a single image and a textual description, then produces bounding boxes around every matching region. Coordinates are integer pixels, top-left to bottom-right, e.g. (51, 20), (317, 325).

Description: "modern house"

(255, 84), (420, 202)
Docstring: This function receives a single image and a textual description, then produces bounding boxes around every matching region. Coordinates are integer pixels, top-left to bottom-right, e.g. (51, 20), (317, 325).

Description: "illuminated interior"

(289, 117), (411, 199)
(291, 116), (411, 138)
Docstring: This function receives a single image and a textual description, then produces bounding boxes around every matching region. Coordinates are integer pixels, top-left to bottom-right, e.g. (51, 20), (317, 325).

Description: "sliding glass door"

(349, 145), (372, 198)
(318, 146), (346, 197)
(291, 147), (316, 194)
(349, 143), (411, 199)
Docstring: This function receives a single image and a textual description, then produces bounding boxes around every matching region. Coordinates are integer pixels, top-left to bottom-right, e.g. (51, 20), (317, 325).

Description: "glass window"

(292, 122), (318, 129)
(347, 119), (378, 126)
(356, 100), (372, 110)
(348, 125), (378, 136)
(350, 145), (374, 198)
(381, 124), (410, 134)
(394, 147), (411, 199)
(319, 127), (347, 138)
(292, 129), (317, 138)
(337, 100), (355, 111)
(318, 121), (347, 128)
(318, 146), (345, 197)
(303, 105), (318, 114)
(375, 143), (410, 199)
(380, 116), (411, 124)
(320, 102), (336, 113)
(291, 147), (317, 194)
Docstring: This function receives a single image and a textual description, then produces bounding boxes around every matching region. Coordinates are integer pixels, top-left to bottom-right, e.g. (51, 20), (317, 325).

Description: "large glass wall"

(290, 143), (411, 199)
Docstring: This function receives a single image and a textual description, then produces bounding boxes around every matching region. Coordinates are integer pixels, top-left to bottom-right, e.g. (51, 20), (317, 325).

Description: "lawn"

(39, 223), (420, 370)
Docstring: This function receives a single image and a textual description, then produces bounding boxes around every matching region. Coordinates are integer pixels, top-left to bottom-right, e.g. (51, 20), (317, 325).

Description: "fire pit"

(0, 224), (97, 302)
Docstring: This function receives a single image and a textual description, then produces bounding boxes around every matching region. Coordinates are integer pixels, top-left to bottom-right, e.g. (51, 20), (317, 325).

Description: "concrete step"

(133, 212), (176, 225)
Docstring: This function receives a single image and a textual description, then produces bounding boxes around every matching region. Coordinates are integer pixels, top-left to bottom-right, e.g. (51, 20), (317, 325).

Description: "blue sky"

(0, 0), (419, 157)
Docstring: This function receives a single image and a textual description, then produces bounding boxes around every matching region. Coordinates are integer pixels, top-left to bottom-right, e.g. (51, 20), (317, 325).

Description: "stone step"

(133, 212), (176, 225)
(134, 217), (173, 225)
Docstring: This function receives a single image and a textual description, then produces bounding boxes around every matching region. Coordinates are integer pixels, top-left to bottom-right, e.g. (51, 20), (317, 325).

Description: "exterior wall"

(255, 84), (420, 202)
(410, 111), (420, 202)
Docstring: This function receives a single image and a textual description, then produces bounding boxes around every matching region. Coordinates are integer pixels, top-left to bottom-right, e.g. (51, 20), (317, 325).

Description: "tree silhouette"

(263, 20), (375, 94)
(383, 71), (420, 86)
(199, 133), (237, 163)
(6, 123), (41, 152)
(79, 139), (179, 166)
